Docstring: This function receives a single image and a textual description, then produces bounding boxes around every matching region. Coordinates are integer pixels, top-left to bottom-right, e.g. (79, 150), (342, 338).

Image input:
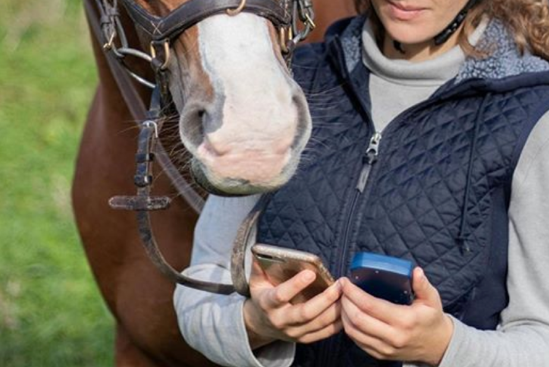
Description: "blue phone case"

(350, 252), (414, 305)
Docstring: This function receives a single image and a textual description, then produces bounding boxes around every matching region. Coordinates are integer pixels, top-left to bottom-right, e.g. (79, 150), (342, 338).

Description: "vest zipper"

(320, 38), (385, 367)
(336, 131), (382, 281)
(357, 132), (382, 192)
(318, 133), (382, 367)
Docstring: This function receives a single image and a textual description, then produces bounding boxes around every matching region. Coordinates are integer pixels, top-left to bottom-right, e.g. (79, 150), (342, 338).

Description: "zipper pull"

(356, 132), (382, 193)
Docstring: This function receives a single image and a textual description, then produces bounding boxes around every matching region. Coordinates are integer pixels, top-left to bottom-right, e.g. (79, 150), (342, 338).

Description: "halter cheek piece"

(88, 0), (316, 296)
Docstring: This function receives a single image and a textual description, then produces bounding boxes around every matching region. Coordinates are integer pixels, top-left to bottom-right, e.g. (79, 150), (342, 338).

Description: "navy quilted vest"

(256, 17), (549, 367)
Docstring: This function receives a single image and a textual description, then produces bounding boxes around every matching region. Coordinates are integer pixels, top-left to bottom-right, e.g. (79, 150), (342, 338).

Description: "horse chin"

(190, 159), (283, 196)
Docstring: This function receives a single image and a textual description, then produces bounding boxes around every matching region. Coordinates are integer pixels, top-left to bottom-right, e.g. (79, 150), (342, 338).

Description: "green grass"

(0, 0), (114, 366)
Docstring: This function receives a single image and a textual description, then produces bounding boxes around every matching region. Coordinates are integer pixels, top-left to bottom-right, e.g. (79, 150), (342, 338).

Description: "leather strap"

(107, 90), (237, 294)
(120, 0), (291, 43)
(230, 194), (272, 297)
(85, 0), (205, 214)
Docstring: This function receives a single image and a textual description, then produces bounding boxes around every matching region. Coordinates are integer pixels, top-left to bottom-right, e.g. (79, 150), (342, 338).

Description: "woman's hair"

(354, 0), (549, 60)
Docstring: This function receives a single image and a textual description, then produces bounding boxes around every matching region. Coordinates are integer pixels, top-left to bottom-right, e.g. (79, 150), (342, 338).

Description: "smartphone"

(251, 244), (335, 304)
(350, 252), (414, 305)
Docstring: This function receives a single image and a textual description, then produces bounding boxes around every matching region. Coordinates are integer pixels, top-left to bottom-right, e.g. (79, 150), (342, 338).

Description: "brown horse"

(73, 0), (355, 366)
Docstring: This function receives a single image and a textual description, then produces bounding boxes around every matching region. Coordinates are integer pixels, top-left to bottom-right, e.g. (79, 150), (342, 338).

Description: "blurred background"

(0, 0), (114, 365)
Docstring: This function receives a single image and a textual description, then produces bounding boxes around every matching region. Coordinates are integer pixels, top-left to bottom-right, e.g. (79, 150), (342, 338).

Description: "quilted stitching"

(258, 65), (549, 308)
(355, 91), (539, 305)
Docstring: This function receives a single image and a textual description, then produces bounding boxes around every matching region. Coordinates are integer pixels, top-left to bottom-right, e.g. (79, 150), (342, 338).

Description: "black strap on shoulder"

(433, 0), (481, 45)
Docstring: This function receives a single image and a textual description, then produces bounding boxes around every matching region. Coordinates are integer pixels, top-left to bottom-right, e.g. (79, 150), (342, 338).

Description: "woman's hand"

(243, 260), (343, 350)
(340, 268), (453, 366)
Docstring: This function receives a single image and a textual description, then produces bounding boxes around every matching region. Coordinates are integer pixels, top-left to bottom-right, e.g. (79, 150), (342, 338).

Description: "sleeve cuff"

(236, 299), (296, 367)
(175, 278), (296, 367)
(437, 315), (466, 367)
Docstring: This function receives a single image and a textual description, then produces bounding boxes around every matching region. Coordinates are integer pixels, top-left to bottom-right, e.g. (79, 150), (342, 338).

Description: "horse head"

(127, 0), (313, 196)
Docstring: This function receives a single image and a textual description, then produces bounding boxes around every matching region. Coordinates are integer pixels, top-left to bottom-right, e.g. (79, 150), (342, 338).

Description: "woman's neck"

(381, 25), (464, 62)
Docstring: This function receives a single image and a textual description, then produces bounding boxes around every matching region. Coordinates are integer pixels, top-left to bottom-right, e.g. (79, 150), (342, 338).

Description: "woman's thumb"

(412, 267), (441, 307)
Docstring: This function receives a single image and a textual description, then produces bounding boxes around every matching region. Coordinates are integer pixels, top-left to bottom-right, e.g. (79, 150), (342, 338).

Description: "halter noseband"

(122, 0), (291, 42)
(96, 0), (315, 89)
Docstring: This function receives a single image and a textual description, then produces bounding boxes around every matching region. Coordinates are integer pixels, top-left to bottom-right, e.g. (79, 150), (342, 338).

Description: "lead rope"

(109, 88), (236, 294)
(230, 194), (273, 297)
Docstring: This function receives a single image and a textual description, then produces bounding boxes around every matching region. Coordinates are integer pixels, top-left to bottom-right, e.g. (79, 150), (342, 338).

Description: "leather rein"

(84, 0), (315, 296)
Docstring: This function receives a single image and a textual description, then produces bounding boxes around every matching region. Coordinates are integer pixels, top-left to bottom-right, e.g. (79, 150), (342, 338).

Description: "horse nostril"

(291, 93), (311, 150)
(193, 110), (206, 146)
(180, 105), (207, 148)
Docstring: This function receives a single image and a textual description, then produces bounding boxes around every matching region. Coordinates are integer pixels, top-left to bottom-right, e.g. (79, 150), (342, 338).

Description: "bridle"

(95, 0), (315, 90)
(84, 0), (315, 296)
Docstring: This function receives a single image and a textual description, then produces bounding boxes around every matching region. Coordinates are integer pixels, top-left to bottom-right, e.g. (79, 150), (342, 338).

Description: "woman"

(174, 0), (549, 366)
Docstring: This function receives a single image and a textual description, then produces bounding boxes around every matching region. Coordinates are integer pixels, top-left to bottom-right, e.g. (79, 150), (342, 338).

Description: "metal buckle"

(150, 40), (171, 71)
(143, 120), (159, 139)
(227, 0), (247, 16)
(279, 27), (293, 55)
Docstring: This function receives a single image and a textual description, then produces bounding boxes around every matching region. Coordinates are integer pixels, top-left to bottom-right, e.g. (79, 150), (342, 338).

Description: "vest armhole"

(505, 102), (549, 205)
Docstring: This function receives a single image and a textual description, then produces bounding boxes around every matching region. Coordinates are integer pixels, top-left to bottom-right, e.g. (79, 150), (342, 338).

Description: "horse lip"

(190, 159), (279, 196)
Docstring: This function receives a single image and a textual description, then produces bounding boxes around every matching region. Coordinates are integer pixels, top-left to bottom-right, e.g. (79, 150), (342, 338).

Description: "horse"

(73, 0), (355, 366)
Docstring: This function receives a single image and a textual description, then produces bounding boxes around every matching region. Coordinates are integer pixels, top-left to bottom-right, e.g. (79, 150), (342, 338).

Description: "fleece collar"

(329, 16), (549, 87)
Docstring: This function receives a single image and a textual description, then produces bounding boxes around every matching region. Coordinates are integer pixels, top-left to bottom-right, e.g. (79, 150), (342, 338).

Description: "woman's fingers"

(262, 270), (318, 309)
(284, 280), (343, 325)
(340, 277), (405, 325)
(297, 319), (344, 344)
(339, 273), (452, 363)
(247, 265), (345, 345)
(341, 294), (397, 345)
(281, 301), (343, 341)
(252, 277), (343, 341)
(342, 309), (395, 358)
(296, 297), (342, 331)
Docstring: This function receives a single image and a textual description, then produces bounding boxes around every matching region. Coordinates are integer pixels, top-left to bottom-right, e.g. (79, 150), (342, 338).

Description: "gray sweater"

(173, 19), (549, 367)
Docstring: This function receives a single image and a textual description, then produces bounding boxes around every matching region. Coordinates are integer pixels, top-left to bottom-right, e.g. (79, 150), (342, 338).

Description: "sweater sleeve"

(433, 110), (549, 367)
(173, 194), (296, 367)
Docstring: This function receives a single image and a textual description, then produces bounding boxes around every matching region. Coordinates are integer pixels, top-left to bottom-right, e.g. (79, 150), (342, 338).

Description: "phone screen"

(350, 252), (414, 305)
(351, 268), (413, 305)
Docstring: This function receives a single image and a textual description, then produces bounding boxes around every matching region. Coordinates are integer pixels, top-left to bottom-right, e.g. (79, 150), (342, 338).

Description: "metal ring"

(279, 27), (292, 54)
(117, 47), (153, 63)
(127, 70), (156, 89)
(227, 0), (246, 16)
(150, 41), (171, 70)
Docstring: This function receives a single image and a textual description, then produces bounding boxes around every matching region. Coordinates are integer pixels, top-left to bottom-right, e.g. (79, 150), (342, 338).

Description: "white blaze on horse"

(177, 13), (311, 193)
